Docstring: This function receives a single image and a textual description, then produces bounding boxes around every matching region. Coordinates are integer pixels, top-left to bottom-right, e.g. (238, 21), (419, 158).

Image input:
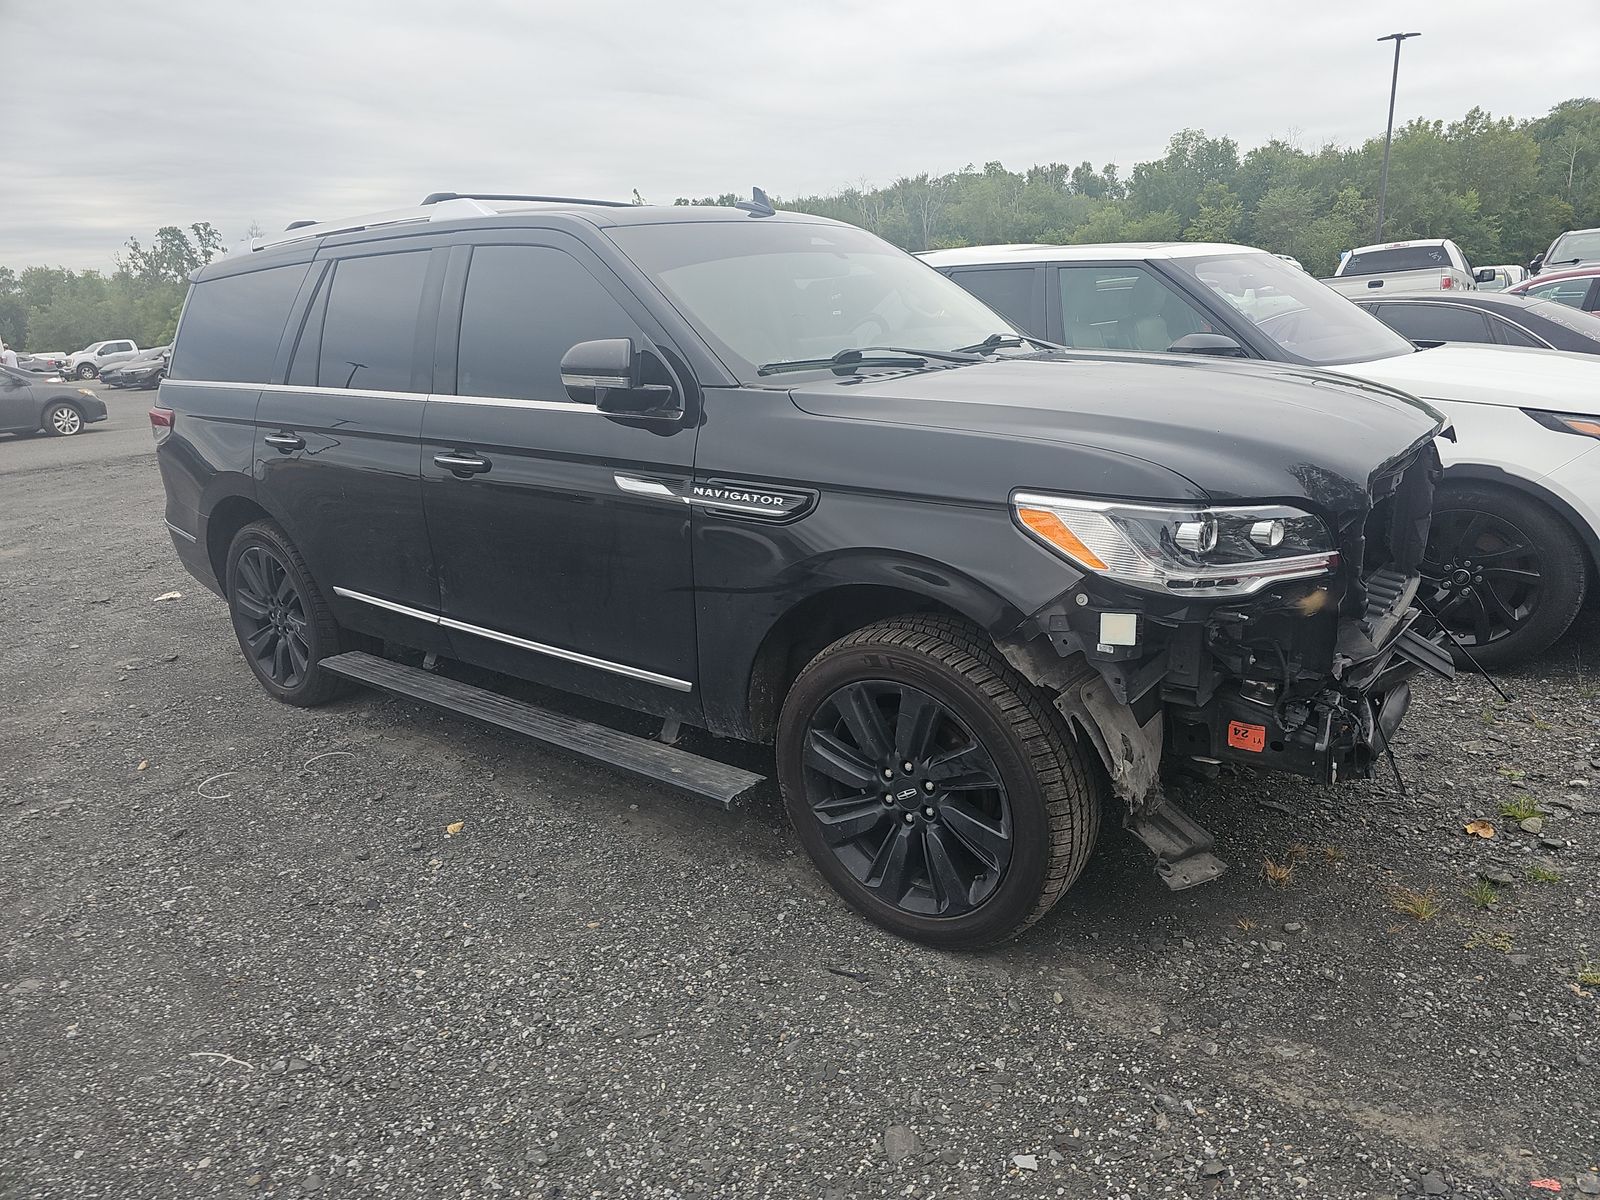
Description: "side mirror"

(560, 337), (680, 416)
(1528, 254), (1545, 275)
(1167, 332), (1247, 358)
(1474, 267), (1497, 284)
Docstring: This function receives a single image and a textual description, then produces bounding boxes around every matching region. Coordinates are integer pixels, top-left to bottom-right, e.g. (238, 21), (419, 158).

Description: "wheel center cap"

(1450, 568), (1471, 587)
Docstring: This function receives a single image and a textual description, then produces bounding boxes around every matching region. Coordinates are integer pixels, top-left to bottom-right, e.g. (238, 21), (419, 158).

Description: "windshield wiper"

(755, 344), (980, 377)
(1548, 258), (1586, 267)
(952, 332), (1065, 354)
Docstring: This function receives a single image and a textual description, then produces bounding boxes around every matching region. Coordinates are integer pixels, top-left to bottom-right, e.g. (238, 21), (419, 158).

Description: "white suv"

(925, 242), (1600, 667)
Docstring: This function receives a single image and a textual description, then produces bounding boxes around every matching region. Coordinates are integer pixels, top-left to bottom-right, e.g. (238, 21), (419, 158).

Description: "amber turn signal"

(1017, 506), (1108, 571)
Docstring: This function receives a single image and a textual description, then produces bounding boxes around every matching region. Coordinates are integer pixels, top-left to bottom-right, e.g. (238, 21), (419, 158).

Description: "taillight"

(149, 407), (174, 444)
(1440, 275), (1454, 289)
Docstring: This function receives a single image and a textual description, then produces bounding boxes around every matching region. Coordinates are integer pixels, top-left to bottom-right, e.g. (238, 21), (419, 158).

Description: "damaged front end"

(1003, 439), (1452, 890)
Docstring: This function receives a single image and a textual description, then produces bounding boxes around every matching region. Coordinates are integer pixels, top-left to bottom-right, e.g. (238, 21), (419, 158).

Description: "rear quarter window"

(169, 263), (311, 383)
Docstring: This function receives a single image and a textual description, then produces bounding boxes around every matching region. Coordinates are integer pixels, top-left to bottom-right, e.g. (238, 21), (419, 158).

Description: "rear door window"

(315, 251), (434, 392)
(946, 267), (1041, 337)
(1488, 317), (1544, 348)
(1522, 277), (1594, 309)
(455, 245), (642, 402)
(1056, 265), (1213, 352)
(1376, 303), (1492, 345)
(168, 262), (311, 383)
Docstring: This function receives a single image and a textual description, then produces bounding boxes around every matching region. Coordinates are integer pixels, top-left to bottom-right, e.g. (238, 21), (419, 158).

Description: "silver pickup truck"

(1323, 238), (1487, 298)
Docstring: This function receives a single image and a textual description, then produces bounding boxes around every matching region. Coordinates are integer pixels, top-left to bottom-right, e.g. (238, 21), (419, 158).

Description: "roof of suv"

(919, 242), (1253, 267)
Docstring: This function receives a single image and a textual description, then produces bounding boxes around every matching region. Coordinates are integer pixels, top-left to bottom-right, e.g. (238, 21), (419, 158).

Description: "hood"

(1336, 343), (1600, 417)
(788, 351), (1443, 515)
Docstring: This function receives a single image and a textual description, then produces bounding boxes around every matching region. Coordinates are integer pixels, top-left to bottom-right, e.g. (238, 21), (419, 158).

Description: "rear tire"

(74, 363), (96, 379)
(225, 521), (351, 706)
(777, 614), (1103, 948)
(1422, 483), (1586, 669)
(44, 402), (84, 436)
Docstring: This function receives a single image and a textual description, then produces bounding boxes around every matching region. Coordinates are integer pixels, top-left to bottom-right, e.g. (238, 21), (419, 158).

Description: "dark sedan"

(99, 345), (170, 389)
(1355, 292), (1600, 356)
(0, 366), (108, 436)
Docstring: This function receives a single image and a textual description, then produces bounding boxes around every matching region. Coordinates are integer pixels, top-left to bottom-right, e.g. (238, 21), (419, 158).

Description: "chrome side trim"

(614, 474), (676, 498)
(164, 379), (599, 411)
(331, 586), (693, 692)
(165, 520), (198, 544)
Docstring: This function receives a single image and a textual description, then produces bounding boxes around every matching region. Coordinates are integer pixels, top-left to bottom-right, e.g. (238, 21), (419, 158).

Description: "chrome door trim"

(164, 379), (606, 412)
(165, 520), (197, 544)
(331, 586), (693, 692)
(613, 473), (676, 498)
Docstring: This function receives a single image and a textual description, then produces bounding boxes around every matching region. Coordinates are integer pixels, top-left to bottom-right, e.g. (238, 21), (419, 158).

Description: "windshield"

(1548, 230), (1600, 265)
(606, 221), (1016, 379)
(1340, 244), (1453, 276)
(1528, 299), (1600, 345)
(1172, 251), (1416, 366)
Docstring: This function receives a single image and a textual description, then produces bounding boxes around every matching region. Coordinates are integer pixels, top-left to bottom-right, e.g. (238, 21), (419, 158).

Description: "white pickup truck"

(63, 338), (140, 380)
(1323, 238), (1487, 298)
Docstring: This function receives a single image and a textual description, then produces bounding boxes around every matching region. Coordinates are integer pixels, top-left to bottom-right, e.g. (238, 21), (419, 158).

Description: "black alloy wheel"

(1419, 484), (1587, 669)
(802, 679), (1013, 917)
(233, 545), (313, 689)
(225, 520), (351, 706)
(778, 615), (1103, 948)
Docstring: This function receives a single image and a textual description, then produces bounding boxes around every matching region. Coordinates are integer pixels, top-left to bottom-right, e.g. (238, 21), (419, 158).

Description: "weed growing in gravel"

(1480, 707), (1497, 726)
(1526, 864), (1563, 884)
(1466, 879), (1502, 911)
(1531, 717), (1553, 732)
(1498, 796), (1544, 821)
(1236, 916), (1258, 932)
(1388, 885), (1444, 922)
(1496, 767), (1525, 780)
(1286, 841), (1310, 862)
(1323, 845), (1347, 864)
(1576, 958), (1600, 987)
(1262, 858), (1295, 888)
(1465, 929), (1513, 952)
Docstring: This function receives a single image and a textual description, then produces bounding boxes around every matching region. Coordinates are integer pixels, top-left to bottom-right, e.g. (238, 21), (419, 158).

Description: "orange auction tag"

(1227, 721), (1266, 753)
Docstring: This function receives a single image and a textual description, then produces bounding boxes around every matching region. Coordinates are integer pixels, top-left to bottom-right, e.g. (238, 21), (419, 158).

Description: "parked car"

(1506, 266), (1600, 313)
(100, 345), (170, 389)
(926, 242), (1600, 667)
(16, 350), (67, 373)
(1472, 264), (1528, 292)
(1324, 238), (1478, 297)
(1530, 227), (1600, 276)
(1355, 292), (1600, 356)
(0, 365), (107, 436)
(63, 339), (140, 379)
(153, 194), (1449, 946)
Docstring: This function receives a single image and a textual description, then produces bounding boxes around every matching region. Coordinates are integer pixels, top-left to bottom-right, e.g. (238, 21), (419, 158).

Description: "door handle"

(264, 432), (305, 452)
(434, 452), (492, 476)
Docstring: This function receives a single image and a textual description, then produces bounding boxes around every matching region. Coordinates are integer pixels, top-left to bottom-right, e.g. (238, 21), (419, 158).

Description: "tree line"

(680, 97), (1600, 277)
(0, 222), (227, 353)
(4, 97), (1597, 353)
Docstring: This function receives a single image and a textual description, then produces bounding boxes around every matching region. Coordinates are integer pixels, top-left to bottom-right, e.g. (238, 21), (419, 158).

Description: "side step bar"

(321, 651), (766, 809)
(1126, 798), (1230, 891)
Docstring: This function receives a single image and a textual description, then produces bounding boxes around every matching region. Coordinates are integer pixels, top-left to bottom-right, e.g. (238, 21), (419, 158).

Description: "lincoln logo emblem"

(896, 788), (919, 802)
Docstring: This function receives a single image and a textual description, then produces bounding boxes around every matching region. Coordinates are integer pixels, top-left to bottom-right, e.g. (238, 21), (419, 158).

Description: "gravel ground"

(2, 395), (1597, 1199)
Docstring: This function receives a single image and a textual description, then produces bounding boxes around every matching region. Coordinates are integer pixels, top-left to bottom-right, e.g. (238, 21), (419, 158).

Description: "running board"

(1126, 799), (1230, 891)
(321, 651), (766, 809)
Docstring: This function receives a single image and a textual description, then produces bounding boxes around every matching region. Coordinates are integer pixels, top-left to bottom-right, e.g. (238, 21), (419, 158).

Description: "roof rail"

(249, 197), (500, 252)
(420, 191), (632, 208)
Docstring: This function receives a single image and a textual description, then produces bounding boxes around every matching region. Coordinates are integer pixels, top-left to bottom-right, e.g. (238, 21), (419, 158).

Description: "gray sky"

(6, 0), (1598, 270)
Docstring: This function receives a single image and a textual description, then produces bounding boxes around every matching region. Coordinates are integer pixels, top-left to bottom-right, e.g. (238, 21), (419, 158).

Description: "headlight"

(1013, 492), (1340, 597)
(77, 388), (95, 397)
(1525, 408), (1600, 440)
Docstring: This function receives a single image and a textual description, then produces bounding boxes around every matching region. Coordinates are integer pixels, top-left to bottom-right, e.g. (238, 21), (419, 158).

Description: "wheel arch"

(742, 577), (1020, 744)
(203, 494), (274, 592)
(1439, 463), (1600, 582)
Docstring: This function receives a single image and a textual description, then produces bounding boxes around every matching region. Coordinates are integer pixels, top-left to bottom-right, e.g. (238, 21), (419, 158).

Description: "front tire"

(1422, 483), (1587, 669)
(44, 402), (84, 436)
(777, 615), (1103, 948)
(225, 521), (351, 706)
(74, 362), (96, 379)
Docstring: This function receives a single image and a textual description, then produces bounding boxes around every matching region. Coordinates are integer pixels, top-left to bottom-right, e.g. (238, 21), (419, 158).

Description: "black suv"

(153, 193), (1448, 947)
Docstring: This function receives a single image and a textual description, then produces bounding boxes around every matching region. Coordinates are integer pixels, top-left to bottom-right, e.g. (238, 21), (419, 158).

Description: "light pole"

(1374, 31), (1421, 241)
